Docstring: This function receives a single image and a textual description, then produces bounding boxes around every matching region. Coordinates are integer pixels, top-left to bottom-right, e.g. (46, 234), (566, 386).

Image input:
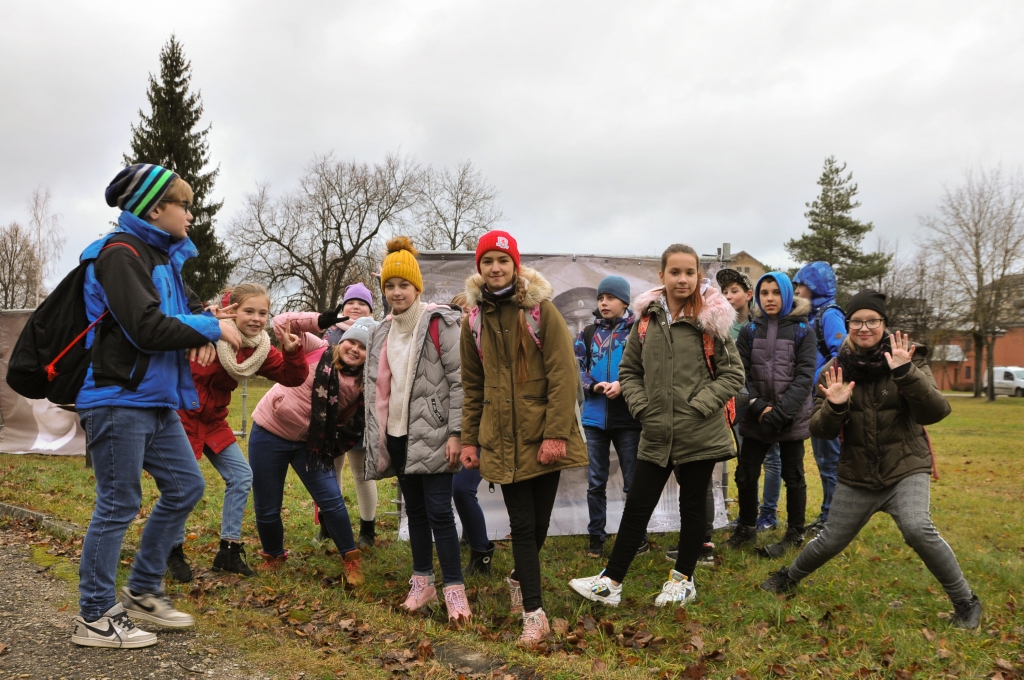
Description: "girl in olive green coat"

(570, 244), (743, 609)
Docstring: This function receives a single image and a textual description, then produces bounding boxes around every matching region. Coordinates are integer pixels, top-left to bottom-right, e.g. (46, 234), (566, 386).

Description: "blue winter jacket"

(75, 211), (222, 410)
(574, 310), (641, 431)
(793, 262), (847, 382)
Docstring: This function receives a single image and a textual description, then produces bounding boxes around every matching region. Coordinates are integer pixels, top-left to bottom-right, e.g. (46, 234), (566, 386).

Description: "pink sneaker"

(506, 574), (524, 615)
(443, 584), (472, 623)
(518, 608), (550, 646)
(401, 574), (437, 612)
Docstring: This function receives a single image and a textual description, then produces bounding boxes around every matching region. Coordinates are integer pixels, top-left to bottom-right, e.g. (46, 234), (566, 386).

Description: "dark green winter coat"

(619, 285), (744, 467)
(810, 340), (950, 491)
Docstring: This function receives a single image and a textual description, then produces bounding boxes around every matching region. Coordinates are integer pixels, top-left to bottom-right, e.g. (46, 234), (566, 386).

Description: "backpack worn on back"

(636, 313), (737, 427)
(6, 236), (141, 404)
(813, 302), (845, 359)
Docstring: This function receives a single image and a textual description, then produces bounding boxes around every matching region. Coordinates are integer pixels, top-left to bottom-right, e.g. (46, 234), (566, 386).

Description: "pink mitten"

(460, 445), (480, 469)
(537, 439), (567, 465)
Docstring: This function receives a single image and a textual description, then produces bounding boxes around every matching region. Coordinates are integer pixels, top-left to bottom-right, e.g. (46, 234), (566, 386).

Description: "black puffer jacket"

(736, 296), (817, 443)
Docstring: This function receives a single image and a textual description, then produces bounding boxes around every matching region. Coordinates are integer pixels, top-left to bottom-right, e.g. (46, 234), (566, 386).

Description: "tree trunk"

(986, 335), (997, 402)
(972, 331), (984, 398)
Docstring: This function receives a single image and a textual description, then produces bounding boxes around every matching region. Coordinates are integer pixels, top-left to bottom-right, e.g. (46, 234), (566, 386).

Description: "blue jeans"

(249, 424), (356, 555)
(811, 436), (841, 520)
(453, 464), (490, 552)
(78, 407), (205, 621)
(388, 435), (463, 585)
(178, 442), (253, 544)
(758, 443), (782, 521)
(584, 426), (642, 542)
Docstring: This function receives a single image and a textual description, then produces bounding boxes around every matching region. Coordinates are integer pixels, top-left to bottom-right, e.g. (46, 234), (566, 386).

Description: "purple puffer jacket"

(736, 296), (818, 443)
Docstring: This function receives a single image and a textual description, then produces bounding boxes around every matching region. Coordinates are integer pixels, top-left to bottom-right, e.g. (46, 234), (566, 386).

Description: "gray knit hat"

(340, 317), (378, 347)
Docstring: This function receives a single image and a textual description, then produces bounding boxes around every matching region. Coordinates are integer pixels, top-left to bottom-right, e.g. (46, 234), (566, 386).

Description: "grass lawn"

(1, 390), (1023, 679)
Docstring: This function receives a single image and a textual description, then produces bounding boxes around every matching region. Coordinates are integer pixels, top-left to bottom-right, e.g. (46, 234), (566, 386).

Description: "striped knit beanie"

(105, 164), (179, 217)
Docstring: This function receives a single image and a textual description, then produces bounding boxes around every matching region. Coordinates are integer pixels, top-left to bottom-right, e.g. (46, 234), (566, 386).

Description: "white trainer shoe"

(654, 570), (696, 607)
(120, 587), (195, 628)
(71, 603), (158, 648)
(568, 570), (622, 606)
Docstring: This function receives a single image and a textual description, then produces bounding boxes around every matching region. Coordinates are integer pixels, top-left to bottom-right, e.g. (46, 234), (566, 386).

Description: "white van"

(982, 366), (1024, 397)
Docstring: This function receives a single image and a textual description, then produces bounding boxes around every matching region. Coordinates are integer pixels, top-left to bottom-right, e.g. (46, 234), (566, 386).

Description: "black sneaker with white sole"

(664, 543), (715, 565)
(950, 594), (983, 629)
(71, 602), (157, 648)
(120, 587), (195, 628)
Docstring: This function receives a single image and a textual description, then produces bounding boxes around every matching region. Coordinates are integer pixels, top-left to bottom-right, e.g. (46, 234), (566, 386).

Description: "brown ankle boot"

(343, 549), (364, 587)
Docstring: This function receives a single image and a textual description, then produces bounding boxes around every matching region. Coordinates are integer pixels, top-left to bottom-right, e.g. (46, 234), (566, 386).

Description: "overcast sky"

(3, 1), (1023, 283)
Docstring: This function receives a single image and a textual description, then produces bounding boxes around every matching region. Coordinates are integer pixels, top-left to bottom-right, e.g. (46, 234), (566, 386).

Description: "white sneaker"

(120, 587), (195, 628)
(654, 570), (696, 607)
(568, 570), (622, 606)
(71, 603), (158, 648)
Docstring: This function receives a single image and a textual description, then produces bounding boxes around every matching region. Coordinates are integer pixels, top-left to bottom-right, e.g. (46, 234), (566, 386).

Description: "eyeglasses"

(161, 199), (192, 213)
(849, 318), (884, 330)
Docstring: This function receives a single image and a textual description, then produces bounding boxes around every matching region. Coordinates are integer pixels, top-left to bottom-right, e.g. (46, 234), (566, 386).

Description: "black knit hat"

(846, 289), (887, 320)
(105, 164), (179, 218)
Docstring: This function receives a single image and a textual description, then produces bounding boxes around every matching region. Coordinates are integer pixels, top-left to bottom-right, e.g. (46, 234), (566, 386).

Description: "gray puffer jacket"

(736, 296), (818, 443)
(363, 304), (463, 479)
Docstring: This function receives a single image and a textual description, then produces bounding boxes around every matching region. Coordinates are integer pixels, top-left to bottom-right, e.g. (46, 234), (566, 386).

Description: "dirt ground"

(0, 521), (266, 680)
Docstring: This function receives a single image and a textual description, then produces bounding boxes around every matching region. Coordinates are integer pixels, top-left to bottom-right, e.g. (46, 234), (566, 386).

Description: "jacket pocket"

(478, 398), (500, 450)
(430, 397), (446, 426)
(518, 392), (548, 445)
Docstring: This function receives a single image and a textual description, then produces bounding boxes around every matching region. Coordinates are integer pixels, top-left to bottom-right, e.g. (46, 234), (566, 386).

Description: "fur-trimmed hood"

(464, 265), (554, 309)
(631, 280), (736, 341)
(750, 295), (812, 321)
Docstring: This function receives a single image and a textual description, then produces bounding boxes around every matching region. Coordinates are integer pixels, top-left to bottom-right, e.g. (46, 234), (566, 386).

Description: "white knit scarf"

(217, 330), (272, 382)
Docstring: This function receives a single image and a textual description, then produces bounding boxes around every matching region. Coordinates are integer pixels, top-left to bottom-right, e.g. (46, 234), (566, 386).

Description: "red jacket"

(178, 344), (307, 459)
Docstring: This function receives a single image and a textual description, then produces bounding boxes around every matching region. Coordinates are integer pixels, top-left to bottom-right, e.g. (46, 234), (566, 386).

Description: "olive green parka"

(460, 267), (588, 485)
(619, 283), (745, 467)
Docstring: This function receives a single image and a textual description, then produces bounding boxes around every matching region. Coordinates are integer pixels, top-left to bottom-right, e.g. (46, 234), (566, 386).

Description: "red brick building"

(931, 325), (1024, 390)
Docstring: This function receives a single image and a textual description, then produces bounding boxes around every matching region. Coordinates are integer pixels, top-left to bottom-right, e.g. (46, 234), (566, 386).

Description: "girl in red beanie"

(460, 230), (589, 645)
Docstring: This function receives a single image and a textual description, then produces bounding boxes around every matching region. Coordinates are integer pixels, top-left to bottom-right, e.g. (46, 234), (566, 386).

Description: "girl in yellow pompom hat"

(363, 237), (471, 623)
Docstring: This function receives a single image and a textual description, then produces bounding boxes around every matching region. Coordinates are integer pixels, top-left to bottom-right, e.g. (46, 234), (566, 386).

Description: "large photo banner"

(0, 310), (87, 456)
(412, 252), (731, 538)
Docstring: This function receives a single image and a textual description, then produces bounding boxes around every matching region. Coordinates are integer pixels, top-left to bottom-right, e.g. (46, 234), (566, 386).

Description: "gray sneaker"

(951, 594), (982, 630)
(72, 603), (158, 648)
(120, 587), (195, 628)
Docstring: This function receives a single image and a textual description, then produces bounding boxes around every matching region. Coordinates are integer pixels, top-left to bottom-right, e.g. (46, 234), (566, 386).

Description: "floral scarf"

(307, 349), (365, 470)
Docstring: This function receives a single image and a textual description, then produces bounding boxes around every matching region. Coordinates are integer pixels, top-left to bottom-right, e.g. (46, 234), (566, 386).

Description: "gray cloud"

(3, 0), (1023, 284)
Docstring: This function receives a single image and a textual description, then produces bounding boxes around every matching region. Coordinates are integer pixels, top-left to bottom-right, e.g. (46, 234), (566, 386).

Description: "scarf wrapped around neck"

(836, 336), (893, 384)
(307, 349), (365, 470)
(217, 331), (272, 382)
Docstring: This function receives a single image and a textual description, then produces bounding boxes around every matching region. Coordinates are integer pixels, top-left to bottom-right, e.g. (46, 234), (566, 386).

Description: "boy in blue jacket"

(574, 276), (646, 559)
(793, 262), (846, 534)
(72, 165), (241, 649)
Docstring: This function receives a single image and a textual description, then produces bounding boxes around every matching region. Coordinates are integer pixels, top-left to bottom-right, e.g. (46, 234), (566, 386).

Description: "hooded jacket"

(810, 342), (950, 490)
(364, 304), (464, 479)
(76, 211), (222, 410)
(178, 340), (307, 459)
(575, 309), (640, 431)
(793, 262), (846, 381)
(460, 267), (588, 485)
(619, 283), (744, 467)
(736, 273), (818, 443)
(251, 313), (362, 443)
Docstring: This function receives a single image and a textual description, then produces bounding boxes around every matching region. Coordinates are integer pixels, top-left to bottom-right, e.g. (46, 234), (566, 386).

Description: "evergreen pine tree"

(785, 156), (890, 295)
(125, 35), (232, 302)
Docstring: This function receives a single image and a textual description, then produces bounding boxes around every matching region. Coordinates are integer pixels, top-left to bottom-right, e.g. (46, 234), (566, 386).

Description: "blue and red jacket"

(574, 309), (641, 431)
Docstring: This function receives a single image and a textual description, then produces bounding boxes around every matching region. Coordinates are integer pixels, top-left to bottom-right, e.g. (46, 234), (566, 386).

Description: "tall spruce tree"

(786, 156), (890, 296)
(125, 35), (232, 302)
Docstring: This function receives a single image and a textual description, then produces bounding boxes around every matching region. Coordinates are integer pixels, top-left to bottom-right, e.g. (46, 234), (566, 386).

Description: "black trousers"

(501, 471), (561, 613)
(606, 458), (717, 582)
(735, 438), (806, 531)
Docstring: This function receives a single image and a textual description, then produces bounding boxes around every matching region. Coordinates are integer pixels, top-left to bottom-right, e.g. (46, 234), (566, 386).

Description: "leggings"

(606, 458), (717, 582)
(501, 472), (561, 613)
(788, 474), (973, 603)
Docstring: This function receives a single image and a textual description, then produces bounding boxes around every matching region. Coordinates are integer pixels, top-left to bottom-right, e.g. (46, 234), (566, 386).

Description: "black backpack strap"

(583, 323), (597, 371)
(814, 303), (845, 358)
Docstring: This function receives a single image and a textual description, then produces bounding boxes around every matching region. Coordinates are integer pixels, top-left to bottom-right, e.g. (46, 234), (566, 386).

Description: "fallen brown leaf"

(922, 627), (937, 642)
(994, 658), (1016, 672)
(591, 659), (607, 673)
(770, 663), (789, 677)
(682, 660), (707, 679)
(416, 638), (434, 661)
(937, 648), (952, 660)
(551, 618), (569, 635)
(691, 634), (705, 650)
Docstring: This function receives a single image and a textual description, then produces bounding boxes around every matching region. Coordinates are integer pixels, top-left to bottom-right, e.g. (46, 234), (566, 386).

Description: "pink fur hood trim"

(632, 279), (736, 341)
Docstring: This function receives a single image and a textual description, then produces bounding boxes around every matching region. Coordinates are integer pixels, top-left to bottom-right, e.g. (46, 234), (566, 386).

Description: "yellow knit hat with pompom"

(380, 236), (423, 292)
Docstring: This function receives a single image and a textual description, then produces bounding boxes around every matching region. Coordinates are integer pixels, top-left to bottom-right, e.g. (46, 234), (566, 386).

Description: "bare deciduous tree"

(0, 222), (38, 309)
(414, 160), (503, 252)
(228, 153), (420, 312)
(922, 166), (1024, 400)
(27, 187), (64, 307)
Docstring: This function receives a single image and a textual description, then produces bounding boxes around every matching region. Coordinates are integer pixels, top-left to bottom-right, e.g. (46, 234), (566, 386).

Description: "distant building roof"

(931, 345), (967, 362)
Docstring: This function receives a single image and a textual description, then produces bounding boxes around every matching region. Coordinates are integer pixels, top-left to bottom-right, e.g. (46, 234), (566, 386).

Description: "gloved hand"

(537, 439), (567, 465)
(460, 445), (480, 469)
(317, 304), (347, 330)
